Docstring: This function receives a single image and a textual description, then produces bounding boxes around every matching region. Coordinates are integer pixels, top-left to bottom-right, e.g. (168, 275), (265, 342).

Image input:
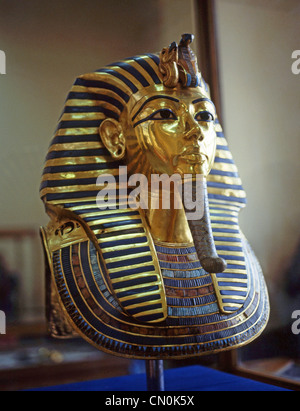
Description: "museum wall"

(215, 0), (300, 329)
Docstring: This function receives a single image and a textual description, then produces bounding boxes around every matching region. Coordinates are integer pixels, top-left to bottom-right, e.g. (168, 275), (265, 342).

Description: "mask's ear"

(99, 118), (126, 160)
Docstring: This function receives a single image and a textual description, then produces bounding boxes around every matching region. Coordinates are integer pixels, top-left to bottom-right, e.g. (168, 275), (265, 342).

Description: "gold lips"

(173, 146), (207, 166)
(183, 153), (205, 164)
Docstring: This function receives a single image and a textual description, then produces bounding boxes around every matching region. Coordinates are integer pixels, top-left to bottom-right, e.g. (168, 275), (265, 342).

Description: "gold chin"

(175, 158), (209, 177)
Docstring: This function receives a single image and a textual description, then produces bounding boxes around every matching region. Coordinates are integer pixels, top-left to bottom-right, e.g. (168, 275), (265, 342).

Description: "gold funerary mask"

(40, 34), (269, 359)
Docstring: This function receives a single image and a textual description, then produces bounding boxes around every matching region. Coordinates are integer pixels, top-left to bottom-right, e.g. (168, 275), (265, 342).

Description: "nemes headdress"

(40, 34), (269, 359)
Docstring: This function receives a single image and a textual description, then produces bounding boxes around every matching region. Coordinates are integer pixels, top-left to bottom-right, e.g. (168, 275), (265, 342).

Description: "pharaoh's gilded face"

(123, 86), (217, 178)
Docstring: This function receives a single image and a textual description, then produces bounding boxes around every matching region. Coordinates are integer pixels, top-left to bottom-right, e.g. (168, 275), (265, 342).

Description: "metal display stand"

(146, 360), (165, 391)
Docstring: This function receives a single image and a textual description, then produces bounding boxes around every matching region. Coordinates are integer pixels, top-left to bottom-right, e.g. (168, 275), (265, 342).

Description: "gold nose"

(184, 115), (204, 141)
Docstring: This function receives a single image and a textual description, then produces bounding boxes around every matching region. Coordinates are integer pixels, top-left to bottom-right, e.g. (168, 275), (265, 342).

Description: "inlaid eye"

(195, 111), (214, 122)
(150, 109), (177, 120)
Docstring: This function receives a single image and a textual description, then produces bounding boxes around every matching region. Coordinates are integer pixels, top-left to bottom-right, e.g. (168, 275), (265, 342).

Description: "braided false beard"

(184, 179), (227, 274)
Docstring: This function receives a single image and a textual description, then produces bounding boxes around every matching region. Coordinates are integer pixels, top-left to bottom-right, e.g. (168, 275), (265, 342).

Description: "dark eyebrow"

(192, 97), (216, 111)
(131, 95), (180, 122)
